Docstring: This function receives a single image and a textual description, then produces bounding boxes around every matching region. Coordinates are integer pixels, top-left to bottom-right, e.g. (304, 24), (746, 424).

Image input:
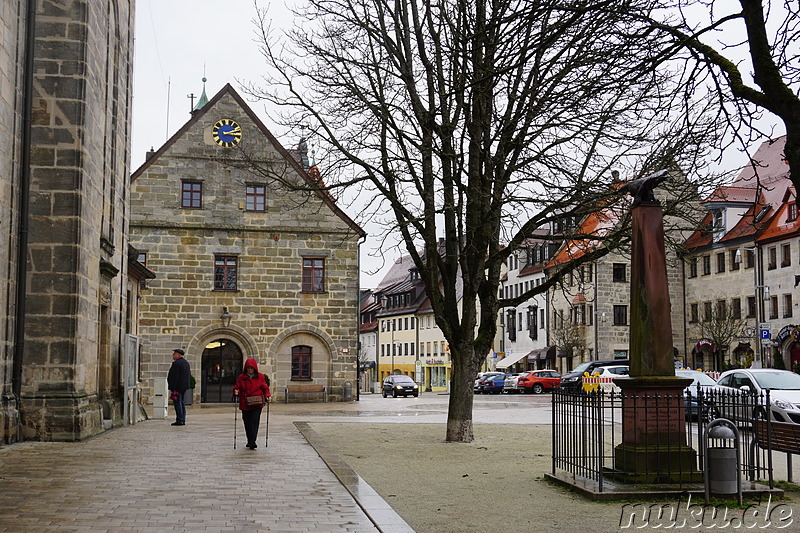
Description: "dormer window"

(788, 202), (797, 222)
(711, 209), (724, 241)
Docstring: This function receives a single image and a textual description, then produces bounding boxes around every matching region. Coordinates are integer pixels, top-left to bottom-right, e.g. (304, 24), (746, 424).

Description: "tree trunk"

(445, 343), (478, 443)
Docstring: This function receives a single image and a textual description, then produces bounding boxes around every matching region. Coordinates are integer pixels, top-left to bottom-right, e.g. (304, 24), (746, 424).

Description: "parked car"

(713, 369), (800, 425)
(676, 369), (717, 421)
(501, 373), (523, 393)
(382, 375), (420, 398)
(560, 359), (630, 392)
(474, 372), (503, 394)
(517, 370), (562, 394)
(594, 365), (629, 378)
(482, 374), (508, 394)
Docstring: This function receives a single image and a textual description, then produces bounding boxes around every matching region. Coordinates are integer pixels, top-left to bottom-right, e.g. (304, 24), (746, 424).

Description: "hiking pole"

(265, 399), (270, 448)
(233, 394), (238, 450)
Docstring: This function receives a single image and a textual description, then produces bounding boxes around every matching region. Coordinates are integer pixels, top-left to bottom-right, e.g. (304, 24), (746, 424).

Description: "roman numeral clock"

(211, 118), (242, 148)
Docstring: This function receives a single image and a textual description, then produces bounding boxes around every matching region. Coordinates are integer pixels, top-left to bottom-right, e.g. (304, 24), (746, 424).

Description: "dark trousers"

(173, 392), (186, 424)
(241, 408), (262, 446)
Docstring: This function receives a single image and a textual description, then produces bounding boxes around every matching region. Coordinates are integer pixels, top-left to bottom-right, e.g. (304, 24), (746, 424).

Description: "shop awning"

(495, 351), (528, 369)
(530, 346), (556, 361)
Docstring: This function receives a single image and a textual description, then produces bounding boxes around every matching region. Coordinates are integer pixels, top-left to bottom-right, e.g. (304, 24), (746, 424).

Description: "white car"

(713, 369), (800, 425)
(501, 373), (523, 393)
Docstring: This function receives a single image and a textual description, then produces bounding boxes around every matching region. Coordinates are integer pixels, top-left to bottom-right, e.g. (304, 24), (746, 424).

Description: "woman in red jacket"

(233, 358), (271, 449)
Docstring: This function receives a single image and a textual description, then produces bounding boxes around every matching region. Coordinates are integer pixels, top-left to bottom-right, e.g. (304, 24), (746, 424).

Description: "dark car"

(382, 375), (420, 398)
(482, 374), (508, 394)
(474, 372), (503, 394)
(560, 359), (630, 392)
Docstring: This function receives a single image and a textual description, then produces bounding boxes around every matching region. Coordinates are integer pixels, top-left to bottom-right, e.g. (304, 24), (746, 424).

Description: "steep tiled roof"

(758, 188), (799, 244)
(701, 186), (757, 204)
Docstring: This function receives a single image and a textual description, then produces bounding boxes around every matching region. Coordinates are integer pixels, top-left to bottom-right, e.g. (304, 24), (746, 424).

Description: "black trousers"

(241, 408), (262, 446)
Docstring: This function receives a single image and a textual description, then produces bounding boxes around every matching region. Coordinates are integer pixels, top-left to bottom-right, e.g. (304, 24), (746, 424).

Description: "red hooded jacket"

(233, 358), (271, 411)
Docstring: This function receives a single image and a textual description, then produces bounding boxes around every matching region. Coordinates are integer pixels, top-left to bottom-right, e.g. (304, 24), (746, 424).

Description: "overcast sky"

(131, 1), (785, 289)
(131, 0), (398, 287)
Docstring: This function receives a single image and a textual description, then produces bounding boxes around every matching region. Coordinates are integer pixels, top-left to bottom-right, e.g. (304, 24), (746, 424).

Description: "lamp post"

(735, 247), (769, 367)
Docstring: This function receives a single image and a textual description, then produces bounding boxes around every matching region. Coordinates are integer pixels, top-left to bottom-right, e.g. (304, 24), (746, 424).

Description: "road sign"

(761, 329), (771, 340)
(760, 322), (771, 340)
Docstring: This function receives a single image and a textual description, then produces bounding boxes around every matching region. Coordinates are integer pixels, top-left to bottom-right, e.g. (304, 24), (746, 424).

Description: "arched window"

(291, 345), (312, 380)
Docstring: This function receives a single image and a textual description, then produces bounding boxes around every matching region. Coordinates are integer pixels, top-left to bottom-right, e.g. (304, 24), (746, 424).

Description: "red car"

(517, 370), (562, 394)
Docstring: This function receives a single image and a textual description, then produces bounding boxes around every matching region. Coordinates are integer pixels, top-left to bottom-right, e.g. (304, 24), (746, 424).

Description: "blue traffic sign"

(761, 329), (771, 340)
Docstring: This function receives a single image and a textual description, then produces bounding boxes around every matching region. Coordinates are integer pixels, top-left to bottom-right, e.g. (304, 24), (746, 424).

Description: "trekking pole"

(265, 399), (270, 448)
(233, 394), (238, 450)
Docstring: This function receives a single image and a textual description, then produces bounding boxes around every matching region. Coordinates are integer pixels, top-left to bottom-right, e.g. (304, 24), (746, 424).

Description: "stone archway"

(186, 325), (260, 404)
(267, 325), (337, 391)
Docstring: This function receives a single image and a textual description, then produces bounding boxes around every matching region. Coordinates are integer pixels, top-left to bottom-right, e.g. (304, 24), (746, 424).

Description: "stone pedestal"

(612, 376), (702, 483)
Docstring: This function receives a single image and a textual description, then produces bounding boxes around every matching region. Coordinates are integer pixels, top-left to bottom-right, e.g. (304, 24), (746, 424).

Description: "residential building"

(129, 84), (365, 404)
(683, 136), (799, 371)
(498, 236), (552, 371)
(358, 290), (379, 392)
(546, 175), (691, 373)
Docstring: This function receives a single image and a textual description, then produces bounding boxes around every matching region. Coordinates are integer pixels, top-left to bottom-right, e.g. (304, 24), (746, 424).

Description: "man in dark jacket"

(167, 349), (191, 426)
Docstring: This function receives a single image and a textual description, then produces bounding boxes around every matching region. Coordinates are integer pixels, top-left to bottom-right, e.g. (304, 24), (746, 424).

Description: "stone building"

(546, 174), (691, 373)
(1, 0), (137, 442)
(129, 84), (365, 405)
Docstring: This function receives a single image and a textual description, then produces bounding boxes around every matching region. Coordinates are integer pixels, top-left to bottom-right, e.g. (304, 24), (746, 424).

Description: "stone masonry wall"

(130, 90), (361, 405)
(0, 0), (25, 442)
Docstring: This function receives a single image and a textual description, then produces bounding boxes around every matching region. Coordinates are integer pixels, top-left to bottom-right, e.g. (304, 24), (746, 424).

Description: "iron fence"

(551, 387), (776, 492)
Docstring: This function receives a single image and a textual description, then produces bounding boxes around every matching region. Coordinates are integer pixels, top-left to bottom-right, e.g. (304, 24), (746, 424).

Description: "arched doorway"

(201, 339), (243, 403)
(791, 342), (800, 372)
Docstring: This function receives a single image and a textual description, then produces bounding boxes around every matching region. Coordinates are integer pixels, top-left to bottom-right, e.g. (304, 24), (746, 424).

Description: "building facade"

(683, 137), (799, 371)
(498, 237), (552, 371)
(1, 0), (137, 442)
(129, 85), (364, 404)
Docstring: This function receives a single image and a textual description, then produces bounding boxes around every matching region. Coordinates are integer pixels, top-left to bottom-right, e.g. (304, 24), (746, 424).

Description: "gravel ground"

(309, 423), (637, 533)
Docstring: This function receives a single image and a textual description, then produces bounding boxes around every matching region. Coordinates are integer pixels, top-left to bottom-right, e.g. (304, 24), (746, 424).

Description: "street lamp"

(734, 247), (769, 367)
(220, 307), (232, 328)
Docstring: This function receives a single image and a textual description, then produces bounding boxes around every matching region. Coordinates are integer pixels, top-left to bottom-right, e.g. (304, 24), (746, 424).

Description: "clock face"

(212, 119), (242, 148)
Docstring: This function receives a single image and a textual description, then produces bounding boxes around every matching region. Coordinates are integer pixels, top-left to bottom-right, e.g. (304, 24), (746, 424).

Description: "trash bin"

(704, 419), (741, 504)
(344, 381), (352, 402)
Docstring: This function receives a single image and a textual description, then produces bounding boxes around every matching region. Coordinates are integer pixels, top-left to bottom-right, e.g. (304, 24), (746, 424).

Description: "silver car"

(713, 369), (800, 425)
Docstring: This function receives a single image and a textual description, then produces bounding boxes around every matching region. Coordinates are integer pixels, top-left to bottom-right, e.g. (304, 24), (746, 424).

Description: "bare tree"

(247, 0), (719, 442)
(643, 1), (800, 191)
(696, 300), (748, 371)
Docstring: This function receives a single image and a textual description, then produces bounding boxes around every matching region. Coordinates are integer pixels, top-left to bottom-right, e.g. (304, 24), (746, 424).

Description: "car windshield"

(677, 371), (716, 386)
(392, 376), (415, 384)
(752, 372), (800, 390)
(572, 362), (592, 374)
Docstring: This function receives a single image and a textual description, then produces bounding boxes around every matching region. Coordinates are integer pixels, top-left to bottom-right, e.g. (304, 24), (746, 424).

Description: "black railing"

(551, 387), (776, 492)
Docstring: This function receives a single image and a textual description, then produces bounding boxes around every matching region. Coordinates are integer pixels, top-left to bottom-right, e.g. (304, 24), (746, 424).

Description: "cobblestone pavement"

(0, 402), (392, 533)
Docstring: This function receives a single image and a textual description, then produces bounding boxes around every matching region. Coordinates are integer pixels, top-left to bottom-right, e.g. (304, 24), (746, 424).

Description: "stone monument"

(613, 170), (700, 482)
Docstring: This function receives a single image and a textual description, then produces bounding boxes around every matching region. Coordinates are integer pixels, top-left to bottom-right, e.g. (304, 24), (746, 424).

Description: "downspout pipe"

(355, 234), (366, 401)
(12, 0), (37, 442)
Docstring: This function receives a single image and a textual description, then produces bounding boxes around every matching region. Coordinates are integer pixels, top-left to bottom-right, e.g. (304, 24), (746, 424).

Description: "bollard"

(344, 381), (352, 402)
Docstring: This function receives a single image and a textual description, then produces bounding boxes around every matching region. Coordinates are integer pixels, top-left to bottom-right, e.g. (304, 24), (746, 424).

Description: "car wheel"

(382, 390), (387, 398)
(413, 391), (419, 397)
(392, 390), (398, 398)
(533, 383), (544, 394)
(752, 406), (768, 421)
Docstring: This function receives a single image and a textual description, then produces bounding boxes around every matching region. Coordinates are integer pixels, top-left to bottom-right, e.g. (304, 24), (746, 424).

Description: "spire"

(192, 77), (209, 114)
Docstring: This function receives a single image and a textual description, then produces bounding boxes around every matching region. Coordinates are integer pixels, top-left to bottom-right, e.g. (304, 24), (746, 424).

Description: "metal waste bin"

(704, 418), (741, 504)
